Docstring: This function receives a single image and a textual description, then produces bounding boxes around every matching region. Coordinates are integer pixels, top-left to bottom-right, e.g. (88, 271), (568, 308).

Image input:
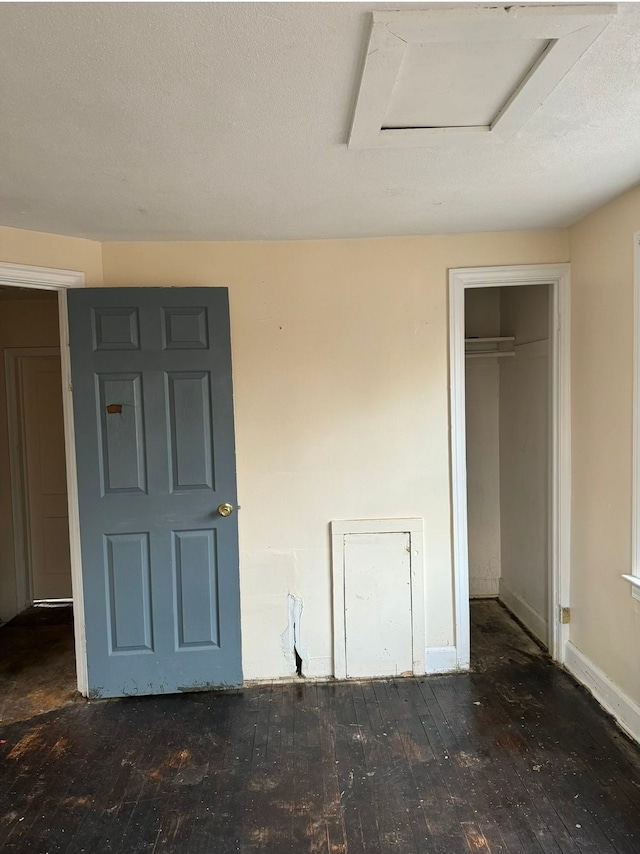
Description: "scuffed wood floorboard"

(2, 601), (640, 852)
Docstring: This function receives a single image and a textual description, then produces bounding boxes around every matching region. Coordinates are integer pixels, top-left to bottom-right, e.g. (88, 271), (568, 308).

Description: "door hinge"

(560, 606), (571, 625)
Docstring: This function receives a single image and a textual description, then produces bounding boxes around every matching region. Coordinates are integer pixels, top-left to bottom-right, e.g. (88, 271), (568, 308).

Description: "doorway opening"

(0, 282), (82, 721)
(449, 265), (571, 671)
(465, 283), (551, 654)
(0, 263), (86, 722)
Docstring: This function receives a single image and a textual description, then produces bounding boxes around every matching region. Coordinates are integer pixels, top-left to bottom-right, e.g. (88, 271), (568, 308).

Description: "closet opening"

(449, 264), (571, 672)
(465, 284), (552, 654)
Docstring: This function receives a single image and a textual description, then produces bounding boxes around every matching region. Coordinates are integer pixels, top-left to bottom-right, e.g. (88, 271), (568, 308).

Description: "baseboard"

(304, 656), (332, 678)
(564, 641), (640, 745)
(499, 581), (548, 644)
(425, 646), (459, 674)
(469, 577), (499, 598)
(246, 648), (460, 683)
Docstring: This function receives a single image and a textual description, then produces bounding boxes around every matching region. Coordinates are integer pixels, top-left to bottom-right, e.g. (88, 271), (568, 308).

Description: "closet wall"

(499, 285), (550, 643)
(465, 285), (550, 644)
(465, 289), (502, 598)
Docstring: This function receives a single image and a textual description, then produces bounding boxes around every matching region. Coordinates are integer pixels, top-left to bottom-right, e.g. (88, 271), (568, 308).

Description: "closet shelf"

(464, 336), (515, 343)
(465, 335), (516, 360)
(466, 351), (515, 359)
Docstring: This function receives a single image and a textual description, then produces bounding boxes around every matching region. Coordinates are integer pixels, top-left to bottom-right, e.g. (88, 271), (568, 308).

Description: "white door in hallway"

(20, 354), (72, 600)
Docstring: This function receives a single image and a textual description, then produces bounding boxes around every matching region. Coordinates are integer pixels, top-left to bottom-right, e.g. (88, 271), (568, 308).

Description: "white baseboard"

(246, 649), (459, 683)
(499, 581), (548, 644)
(469, 577), (500, 598)
(425, 645), (459, 674)
(564, 641), (640, 744)
(304, 656), (332, 678)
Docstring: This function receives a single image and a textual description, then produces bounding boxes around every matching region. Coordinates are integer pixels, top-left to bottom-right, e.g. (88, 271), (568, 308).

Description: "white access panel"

(343, 532), (413, 678)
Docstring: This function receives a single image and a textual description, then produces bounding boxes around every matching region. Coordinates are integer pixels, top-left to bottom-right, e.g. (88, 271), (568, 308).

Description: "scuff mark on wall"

(282, 593), (307, 676)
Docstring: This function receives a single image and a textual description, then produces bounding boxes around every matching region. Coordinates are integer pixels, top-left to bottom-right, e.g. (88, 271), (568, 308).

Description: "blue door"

(68, 288), (242, 698)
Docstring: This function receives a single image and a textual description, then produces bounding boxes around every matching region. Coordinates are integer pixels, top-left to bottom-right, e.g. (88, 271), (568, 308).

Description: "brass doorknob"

(217, 502), (234, 517)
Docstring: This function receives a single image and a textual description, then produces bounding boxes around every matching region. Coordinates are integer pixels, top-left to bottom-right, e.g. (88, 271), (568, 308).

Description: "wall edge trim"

(0, 262), (85, 289)
(631, 232), (640, 600)
(565, 640), (640, 745)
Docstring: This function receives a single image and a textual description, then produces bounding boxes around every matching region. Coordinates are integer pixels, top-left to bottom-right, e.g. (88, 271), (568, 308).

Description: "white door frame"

(449, 264), (571, 668)
(6, 346), (64, 610)
(0, 263), (87, 694)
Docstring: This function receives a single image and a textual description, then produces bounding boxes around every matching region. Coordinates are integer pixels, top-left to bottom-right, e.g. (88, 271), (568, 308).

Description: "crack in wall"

(282, 593), (307, 677)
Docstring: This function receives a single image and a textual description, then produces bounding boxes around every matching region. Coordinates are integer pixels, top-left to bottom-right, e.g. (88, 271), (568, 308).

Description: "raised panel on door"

(96, 373), (147, 494)
(172, 529), (220, 649)
(166, 371), (215, 492)
(105, 532), (153, 653)
(68, 288), (242, 698)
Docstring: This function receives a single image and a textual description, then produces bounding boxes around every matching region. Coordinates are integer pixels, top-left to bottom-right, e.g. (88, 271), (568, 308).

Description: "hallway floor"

(0, 604), (79, 726)
(1, 600), (640, 852)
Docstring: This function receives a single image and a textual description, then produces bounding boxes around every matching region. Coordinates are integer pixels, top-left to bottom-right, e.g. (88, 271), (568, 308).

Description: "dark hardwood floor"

(0, 605), (79, 726)
(1, 600), (640, 853)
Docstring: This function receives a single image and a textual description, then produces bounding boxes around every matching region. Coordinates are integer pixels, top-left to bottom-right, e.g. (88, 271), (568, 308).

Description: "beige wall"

(101, 231), (568, 678)
(0, 298), (61, 622)
(570, 186), (640, 705)
(0, 226), (103, 286)
(3, 203), (640, 710)
(0, 225), (569, 675)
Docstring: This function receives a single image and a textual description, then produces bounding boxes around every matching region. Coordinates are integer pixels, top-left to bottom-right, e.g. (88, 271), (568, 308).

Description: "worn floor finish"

(1, 601), (640, 853)
(0, 606), (79, 726)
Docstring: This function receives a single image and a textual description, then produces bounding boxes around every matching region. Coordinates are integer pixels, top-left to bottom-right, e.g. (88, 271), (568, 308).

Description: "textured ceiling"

(1, 2), (639, 242)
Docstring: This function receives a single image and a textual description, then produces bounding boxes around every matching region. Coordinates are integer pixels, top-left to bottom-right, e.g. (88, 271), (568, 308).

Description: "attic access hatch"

(348, 5), (616, 149)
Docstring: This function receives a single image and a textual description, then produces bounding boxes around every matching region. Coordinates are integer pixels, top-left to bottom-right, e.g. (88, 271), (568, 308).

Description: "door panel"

(173, 529), (219, 648)
(21, 355), (72, 600)
(68, 288), (242, 698)
(166, 372), (214, 491)
(97, 373), (147, 493)
(105, 532), (153, 653)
